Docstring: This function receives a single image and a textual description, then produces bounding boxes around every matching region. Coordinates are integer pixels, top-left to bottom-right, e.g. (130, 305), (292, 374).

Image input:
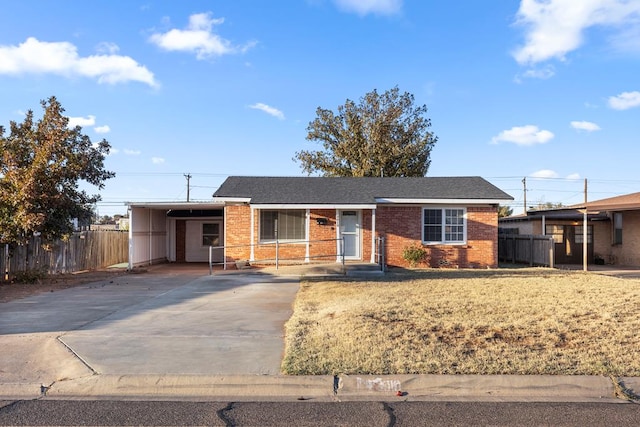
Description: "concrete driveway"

(0, 266), (299, 389)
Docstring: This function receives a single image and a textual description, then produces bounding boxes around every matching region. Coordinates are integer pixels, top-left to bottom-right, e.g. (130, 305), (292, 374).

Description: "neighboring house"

(210, 176), (512, 269)
(499, 192), (640, 266)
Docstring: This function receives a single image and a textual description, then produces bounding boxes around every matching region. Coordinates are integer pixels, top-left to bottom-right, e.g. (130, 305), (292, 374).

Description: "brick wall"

(224, 206), (342, 264)
(362, 210), (373, 262)
(309, 209), (338, 262)
(224, 204), (500, 268)
(224, 205), (252, 261)
(377, 205), (499, 268)
(610, 210), (640, 266)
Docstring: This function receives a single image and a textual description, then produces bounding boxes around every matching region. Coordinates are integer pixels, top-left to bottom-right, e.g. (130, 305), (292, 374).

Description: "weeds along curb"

(611, 376), (640, 403)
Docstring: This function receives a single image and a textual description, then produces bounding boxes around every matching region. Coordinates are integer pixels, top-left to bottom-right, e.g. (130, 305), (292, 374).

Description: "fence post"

(209, 246), (213, 276)
(529, 235), (534, 266)
(4, 244), (8, 282)
(341, 236), (345, 268)
(276, 239), (279, 270)
(549, 237), (555, 268)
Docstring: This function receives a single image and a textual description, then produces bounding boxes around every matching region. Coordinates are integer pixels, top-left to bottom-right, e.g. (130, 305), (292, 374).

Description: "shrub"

(402, 245), (427, 268)
(12, 267), (48, 284)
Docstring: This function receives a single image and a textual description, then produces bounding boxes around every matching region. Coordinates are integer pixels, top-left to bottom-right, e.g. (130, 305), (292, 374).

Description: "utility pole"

(522, 177), (527, 214)
(184, 173), (192, 202)
(583, 178), (588, 271)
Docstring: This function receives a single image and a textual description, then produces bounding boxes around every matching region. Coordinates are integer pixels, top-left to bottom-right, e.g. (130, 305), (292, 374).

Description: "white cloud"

(93, 125), (111, 134)
(149, 12), (256, 60)
(0, 37), (158, 87)
(249, 102), (285, 120)
(608, 23), (640, 52)
(570, 120), (601, 131)
(515, 64), (556, 82)
(108, 148), (119, 155)
(333, 0), (402, 16)
(531, 169), (559, 178)
(67, 115), (96, 128)
(512, 0), (640, 65)
(124, 149), (141, 156)
(491, 125), (554, 146)
(608, 91), (640, 110)
(151, 156), (165, 164)
(95, 42), (120, 55)
(566, 173), (581, 180)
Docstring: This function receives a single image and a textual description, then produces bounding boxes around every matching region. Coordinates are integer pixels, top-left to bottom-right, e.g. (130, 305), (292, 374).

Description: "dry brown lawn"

(281, 268), (640, 376)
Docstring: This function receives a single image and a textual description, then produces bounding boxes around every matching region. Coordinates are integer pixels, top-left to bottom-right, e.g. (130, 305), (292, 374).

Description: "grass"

(281, 268), (640, 376)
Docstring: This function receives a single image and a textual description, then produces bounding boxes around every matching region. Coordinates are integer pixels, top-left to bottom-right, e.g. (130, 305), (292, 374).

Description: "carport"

(127, 202), (225, 268)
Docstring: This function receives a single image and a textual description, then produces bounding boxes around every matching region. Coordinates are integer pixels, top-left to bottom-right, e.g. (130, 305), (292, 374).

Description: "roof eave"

(250, 203), (377, 209)
(375, 198), (511, 204)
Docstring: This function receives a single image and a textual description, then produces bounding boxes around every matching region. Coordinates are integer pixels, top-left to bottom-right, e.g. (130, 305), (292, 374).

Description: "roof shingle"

(213, 176), (513, 204)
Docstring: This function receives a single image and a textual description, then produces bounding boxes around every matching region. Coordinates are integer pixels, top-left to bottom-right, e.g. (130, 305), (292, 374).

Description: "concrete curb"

(1, 374), (633, 402)
(337, 374), (622, 402)
(2, 375), (335, 402)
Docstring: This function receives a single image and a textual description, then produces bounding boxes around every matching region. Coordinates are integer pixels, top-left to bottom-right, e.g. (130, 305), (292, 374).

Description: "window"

(546, 225), (564, 244)
(574, 226), (592, 244)
(423, 208), (465, 243)
(202, 223), (220, 246)
(614, 213), (623, 245)
(260, 210), (306, 241)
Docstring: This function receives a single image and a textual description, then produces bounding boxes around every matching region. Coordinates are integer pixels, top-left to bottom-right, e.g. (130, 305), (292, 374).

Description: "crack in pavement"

(216, 401), (236, 427)
(382, 402), (397, 427)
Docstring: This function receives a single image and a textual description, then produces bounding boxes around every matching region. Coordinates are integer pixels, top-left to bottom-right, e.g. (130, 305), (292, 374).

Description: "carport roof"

(211, 176), (513, 205)
(126, 201), (224, 210)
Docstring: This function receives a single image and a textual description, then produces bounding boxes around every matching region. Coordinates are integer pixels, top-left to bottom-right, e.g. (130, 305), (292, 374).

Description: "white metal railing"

(374, 236), (386, 271)
(208, 237), (345, 275)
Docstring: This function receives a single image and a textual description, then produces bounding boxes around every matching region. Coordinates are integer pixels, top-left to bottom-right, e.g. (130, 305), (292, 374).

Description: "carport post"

(275, 239), (279, 270)
(209, 246), (213, 275)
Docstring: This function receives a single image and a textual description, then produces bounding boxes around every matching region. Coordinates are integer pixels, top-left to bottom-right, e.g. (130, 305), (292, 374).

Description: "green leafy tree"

(0, 96), (114, 245)
(294, 86), (438, 177)
(498, 205), (514, 218)
(530, 201), (564, 211)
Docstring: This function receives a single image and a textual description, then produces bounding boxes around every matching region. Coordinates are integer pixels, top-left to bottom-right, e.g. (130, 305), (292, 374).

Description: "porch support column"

(250, 207), (255, 261)
(305, 209), (310, 262)
(148, 208), (153, 266)
(128, 206), (133, 270)
(370, 208), (376, 263)
(335, 209), (341, 262)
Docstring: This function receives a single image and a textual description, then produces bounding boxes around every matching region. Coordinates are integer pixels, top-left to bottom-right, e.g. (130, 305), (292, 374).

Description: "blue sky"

(1, 0), (639, 216)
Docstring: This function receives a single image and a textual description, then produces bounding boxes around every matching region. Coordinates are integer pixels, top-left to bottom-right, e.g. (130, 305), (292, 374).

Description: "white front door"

(339, 210), (360, 259)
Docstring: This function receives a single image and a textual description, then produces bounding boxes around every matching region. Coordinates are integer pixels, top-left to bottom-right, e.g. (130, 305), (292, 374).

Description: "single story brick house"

(499, 192), (640, 266)
(126, 176), (512, 269)
(208, 176), (513, 268)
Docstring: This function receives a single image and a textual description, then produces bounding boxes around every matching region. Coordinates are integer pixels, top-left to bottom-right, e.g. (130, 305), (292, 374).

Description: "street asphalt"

(0, 263), (638, 403)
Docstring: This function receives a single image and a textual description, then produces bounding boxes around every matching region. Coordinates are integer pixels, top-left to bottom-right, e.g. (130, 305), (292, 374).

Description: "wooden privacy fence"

(498, 234), (555, 267)
(2, 230), (129, 277)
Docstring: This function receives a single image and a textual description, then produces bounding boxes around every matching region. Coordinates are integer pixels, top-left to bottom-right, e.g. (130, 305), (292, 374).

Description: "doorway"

(339, 210), (361, 259)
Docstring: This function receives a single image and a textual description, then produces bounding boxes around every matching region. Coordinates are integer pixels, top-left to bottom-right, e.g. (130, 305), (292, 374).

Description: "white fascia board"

(125, 201), (225, 209)
(375, 198), (507, 205)
(250, 204), (377, 210)
(211, 197), (252, 203)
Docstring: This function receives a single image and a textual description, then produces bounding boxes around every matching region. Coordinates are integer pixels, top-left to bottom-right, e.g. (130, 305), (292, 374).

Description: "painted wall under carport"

(128, 207), (168, 268)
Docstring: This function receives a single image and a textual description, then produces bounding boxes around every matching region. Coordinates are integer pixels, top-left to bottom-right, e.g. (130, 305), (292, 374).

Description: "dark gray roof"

(213, 176), (513, 204)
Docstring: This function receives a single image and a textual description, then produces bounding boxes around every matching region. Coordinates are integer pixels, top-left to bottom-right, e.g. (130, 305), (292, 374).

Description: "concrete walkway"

(1, 264), (639, 402)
